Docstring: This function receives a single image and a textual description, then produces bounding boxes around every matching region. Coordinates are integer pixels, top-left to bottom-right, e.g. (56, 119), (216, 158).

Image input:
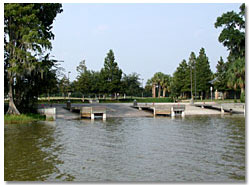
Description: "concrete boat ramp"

(38, 102), (245, 120)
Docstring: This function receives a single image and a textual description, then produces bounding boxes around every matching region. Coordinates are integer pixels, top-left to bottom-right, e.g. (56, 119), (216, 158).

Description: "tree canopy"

(215, 3), (245, 100)
(4, 3), (63, 114)
(100, 49), (123, 97)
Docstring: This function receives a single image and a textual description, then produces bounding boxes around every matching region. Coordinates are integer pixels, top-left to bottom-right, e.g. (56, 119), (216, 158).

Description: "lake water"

(4, 115), (245, 182)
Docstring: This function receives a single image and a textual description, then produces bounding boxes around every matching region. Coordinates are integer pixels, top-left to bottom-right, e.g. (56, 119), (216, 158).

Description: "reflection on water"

(5, 115), (245, 182)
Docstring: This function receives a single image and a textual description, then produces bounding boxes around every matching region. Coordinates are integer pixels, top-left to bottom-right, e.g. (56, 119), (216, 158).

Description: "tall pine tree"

(100, 49), (122, 98)
(195, 48), (213, 98)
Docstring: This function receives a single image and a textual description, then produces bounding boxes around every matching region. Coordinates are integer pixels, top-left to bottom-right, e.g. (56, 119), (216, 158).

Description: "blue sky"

(50, 3), (241, 85)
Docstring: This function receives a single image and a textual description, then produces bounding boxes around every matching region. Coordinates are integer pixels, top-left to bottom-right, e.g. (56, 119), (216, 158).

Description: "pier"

(132, 103), (186, 117)
(80, 106), (106, 120)
(194, 103), (245, 114)
(65, 102), (106, 120)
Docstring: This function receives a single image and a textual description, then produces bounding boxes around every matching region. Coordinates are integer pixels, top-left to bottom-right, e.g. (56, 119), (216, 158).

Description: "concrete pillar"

(221, 106), (224, 114)
(103, 113), (106, 120)
(215, 90), (219, 100)
(171, 107), (175, 117)
(181, 111), (185, 118)
(91, 113), (95, 120)
(153, 107), (156, 117)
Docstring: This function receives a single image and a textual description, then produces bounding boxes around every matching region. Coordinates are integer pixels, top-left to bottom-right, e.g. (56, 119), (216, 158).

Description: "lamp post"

(190, 64), (193, 104)
(194, 61), (196, 101)
(68, 71), (71, 99)
(210, 86), (213, 101)
(141, 78), (144, 97)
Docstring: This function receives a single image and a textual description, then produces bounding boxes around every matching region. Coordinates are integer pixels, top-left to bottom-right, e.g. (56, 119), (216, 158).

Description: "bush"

(240, 92), (245, 103)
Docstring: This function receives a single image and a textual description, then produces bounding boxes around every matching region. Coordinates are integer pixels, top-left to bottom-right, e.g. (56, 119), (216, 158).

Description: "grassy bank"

(4, 114), (46, 124)
(35, 97), (174, 104)
(99, 97), (173, 103)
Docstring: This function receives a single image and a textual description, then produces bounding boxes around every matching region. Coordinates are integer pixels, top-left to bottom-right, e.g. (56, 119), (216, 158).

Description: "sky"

(50, 3), (241, 85)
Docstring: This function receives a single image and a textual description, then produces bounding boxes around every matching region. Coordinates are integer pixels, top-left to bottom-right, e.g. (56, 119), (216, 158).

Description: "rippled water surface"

(5, 115), (245, 182)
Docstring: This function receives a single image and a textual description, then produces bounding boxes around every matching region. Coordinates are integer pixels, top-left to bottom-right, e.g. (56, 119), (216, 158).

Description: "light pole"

(68, 71), (71, 99)
(194, 61), (196, 101)
(68, 71), (71, 81)
(141, 78), (144, 97)
(210, 86), (213, 101)
(190, 64), (193, 102)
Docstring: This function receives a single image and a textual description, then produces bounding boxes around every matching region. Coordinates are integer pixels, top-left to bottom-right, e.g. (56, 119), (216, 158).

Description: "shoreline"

(5, 102), (245, 124)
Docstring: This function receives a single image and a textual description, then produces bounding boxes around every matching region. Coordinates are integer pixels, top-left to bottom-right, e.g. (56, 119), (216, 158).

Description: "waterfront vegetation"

(4, 114), (46, 124)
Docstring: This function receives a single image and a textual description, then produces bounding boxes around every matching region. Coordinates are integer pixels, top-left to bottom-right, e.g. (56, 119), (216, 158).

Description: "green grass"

(38, 99), (88, 104)
(192, 99), (241, 103)
(4, 114), (46, 124)
(99, 97), (173, 103)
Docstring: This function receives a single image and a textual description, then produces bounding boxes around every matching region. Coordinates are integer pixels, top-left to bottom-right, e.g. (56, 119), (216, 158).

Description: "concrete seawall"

(37, 107), (56, 120)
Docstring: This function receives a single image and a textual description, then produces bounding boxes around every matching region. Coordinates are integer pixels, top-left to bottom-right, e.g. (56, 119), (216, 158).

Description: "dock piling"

(221, 106), (224, 114)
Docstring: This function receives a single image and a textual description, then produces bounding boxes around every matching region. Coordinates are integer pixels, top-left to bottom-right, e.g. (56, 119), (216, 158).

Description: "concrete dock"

(38, 102), (245, 121)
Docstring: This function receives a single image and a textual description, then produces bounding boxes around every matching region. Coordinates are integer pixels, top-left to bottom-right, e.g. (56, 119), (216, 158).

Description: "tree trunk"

(152, 84), (156, 98)
(163, 88), (166, 97)
(7, 72), (20, 115)
(241, 87), (244, 94)
(158, 85), (161, 98)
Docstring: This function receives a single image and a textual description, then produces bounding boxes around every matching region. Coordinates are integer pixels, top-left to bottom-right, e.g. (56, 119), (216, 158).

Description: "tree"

(227, 58), (245, 96)
(172, 60), (190, 98)
(161, 74), (171, 97)
(4, 3), (63, 114)
(213, 57), (228, 98)
(215, 4), (245, 99)
(145, 78), (156, 98)
(89, 71), (102, 97)
(188, 52), (196, 98)
(100, 49), (122, 98)
(215, 3), (245, 59)
(121, 73), (142, 97)
(58, 75), (70, 98)
(76, 60), (87, 74)
(195, 48), (213, 99)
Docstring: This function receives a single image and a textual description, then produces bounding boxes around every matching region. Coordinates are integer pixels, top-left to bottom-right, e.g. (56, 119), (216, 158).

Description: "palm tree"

(161, 74), (171, 97)
(227, 58), (245, 99)
(152, 72), (165, 98)
(146, 78), (156, 98)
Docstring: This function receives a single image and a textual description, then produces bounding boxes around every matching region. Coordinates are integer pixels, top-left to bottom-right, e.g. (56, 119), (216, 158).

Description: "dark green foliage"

(121, 73), (142, 96)
(58, 75), (70, 98)
(100, 50), (123, 96)
(195, 48), (213, 97)
(240, 91), (245, 103)
(215, 4), (245, 97)
(99, 97), (173, 103)
(171, 60), (190, 98)
(227, 57), (245, 92)
(215, 3), (245, 59)
(74, 60), (103, 96)
(4, 3), (63, 114)
(214, 57), (228, 93)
